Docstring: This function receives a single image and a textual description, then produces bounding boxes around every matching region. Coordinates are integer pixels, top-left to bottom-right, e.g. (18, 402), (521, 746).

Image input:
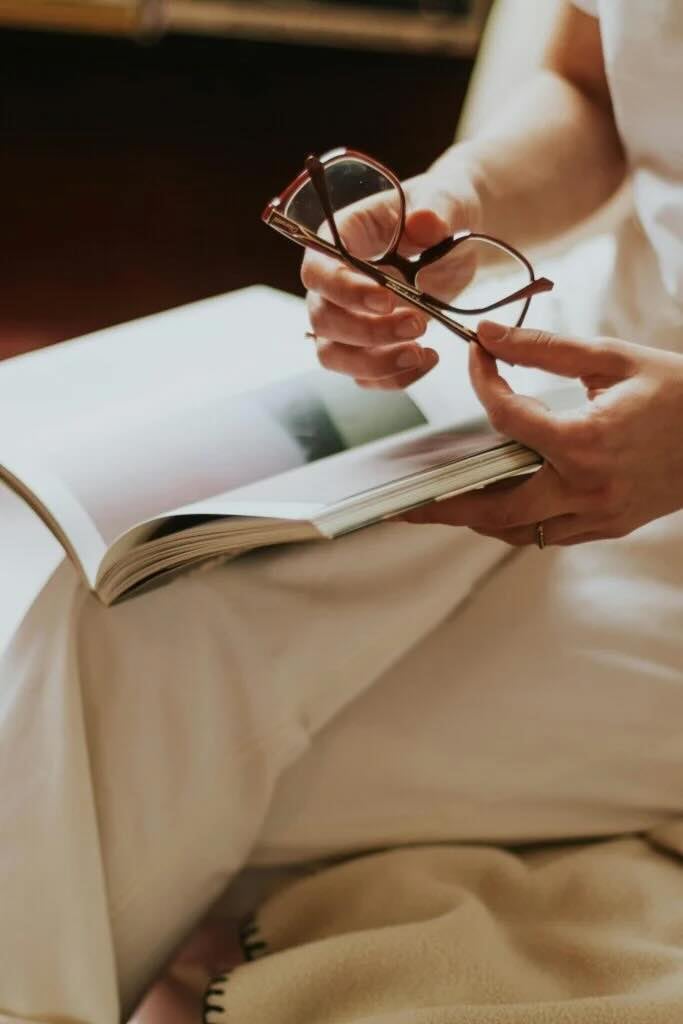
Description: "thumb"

(403, 208), (450, 251)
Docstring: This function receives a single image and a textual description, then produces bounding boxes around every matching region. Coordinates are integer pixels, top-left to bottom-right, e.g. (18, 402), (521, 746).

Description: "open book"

(0, 287), (573, 606)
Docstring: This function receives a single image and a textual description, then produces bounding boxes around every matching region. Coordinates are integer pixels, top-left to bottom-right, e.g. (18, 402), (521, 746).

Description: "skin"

(300, 3), (683, 546)
(404, 321), (683, 546)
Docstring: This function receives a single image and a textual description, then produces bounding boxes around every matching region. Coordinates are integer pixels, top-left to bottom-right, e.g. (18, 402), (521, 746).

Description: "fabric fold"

(204, 834), (683, 1024)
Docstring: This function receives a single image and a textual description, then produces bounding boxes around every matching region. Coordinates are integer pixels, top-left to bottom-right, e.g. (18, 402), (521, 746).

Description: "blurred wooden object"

(0, 0), (491, 54)
(0, 1), (137, 34)
(166, 1), (490, 56)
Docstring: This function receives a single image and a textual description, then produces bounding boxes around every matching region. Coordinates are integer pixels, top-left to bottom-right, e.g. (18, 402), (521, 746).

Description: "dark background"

(1, 27), (473, 359)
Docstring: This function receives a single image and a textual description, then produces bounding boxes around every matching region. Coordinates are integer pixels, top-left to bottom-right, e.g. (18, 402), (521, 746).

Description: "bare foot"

(130, 918), (244, 1024)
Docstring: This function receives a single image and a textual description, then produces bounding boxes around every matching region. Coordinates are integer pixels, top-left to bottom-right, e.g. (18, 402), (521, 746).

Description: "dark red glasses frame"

(262, 148), (554, 344)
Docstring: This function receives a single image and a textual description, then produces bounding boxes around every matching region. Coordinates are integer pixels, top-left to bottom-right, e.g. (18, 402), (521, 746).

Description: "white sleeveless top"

(573, 0), (683, 344)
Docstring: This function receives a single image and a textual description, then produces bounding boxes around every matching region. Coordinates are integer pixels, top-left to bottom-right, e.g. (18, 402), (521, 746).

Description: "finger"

(404, 177), (475, 238)
(354, 370), (433, 391)
(399, 208), (450, 257)
(315, 339), (439, 384)
(402, 464), (576, 531)
(554, 531), (611, 546)
(301, 251), (398, 316)
(468, 341), (564, 456)
(553, 516), (634, 545)
(335, 192), (402, 260)
(405, 232), (478, 304)
(308, 293), (427, 348)
(471, 512), (585, 547)
(477, 321), (636, 380)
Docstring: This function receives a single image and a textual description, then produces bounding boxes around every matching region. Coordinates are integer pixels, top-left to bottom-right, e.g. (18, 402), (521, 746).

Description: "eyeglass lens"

(285, 157), (402, 260)
(284, 156), (532, 329)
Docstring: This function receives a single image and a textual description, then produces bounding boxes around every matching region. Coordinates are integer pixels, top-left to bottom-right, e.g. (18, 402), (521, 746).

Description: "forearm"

(431, 67), (626, 248)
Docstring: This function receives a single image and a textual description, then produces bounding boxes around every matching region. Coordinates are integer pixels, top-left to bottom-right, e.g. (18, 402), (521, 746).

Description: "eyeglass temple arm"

(304, 155), (349, 256)
(264, 211), (528, 345)
(424, 276), (553, 316)
(481, 276), (553, 311)
(338, 263), (478, 343)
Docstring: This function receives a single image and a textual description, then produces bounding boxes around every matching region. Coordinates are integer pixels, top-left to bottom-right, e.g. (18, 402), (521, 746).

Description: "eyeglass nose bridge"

(388, 233), (472, 288)
(416, 233), (466, 269)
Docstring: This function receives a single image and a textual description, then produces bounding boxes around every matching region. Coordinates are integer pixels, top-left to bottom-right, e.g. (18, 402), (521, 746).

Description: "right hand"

(302, 167), (482, 389)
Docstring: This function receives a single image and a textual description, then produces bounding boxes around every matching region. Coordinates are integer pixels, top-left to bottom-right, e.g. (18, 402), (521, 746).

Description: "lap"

(0, 518), (504, 1017)
(253, 510), (683, 865)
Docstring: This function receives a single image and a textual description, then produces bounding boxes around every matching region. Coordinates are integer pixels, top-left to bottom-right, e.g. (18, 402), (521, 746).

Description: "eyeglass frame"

(262, 147), (554, 344)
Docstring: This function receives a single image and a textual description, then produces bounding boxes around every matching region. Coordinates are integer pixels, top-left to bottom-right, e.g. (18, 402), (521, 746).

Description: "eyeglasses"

(262, 147), (553, 343)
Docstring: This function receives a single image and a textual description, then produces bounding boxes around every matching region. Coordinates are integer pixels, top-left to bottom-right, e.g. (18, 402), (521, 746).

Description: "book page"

(0, 289), (424, 568)
(33, 369), (425, 550)
(98, 414), (515, 579)
(159, 378), (587, 525)
(172, 417), (505, 517)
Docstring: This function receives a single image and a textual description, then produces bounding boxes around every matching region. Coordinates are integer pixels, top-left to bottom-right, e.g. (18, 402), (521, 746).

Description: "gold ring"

(535, 521), (546, 550)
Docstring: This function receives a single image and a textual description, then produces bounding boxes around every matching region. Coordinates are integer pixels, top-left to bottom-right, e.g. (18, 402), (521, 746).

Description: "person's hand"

(404, 320), (683, 546)
(302, 167), (482, 390)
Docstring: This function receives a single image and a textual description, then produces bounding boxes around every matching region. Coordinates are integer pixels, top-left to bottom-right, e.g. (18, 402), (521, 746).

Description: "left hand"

(403, 320), (683, 546)
(302, 167), (482, 389)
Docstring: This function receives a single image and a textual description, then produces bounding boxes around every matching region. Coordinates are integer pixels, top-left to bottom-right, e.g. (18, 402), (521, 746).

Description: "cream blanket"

(204, 829), (683, 1024)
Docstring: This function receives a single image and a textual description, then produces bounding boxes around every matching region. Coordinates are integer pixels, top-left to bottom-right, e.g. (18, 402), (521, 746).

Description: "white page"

(173, 418), (505, 517)
(0, 288), (425, 556)
(26, 369), (424, 549)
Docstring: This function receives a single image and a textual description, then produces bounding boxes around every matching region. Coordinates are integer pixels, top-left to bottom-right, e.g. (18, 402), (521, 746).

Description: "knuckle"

(389, 371), (423, 390)
(496, 508), (521, 531)
(598, 520), (630, 541)
(362, 354), (397, 381)
(354, 282), (374, 311)
(338, 270), (383, 314)
(589, 477), (629, 519)
(453, 193), (479, 232)
(300, 257), (320, 293)
(476, 527), (521, 546)
(525, 328), (554, 349)
(368, 348), (398, 376)
(480, 504), (518, 532)
(487, 402), (510, 435)
(595, 335), (637, 373)
(314, 339), (335, 369)
(564, 414), (609, 467)
(586, 414), (609, 450)
(307, 296), (328, 335)
(369, 317), (395, 346)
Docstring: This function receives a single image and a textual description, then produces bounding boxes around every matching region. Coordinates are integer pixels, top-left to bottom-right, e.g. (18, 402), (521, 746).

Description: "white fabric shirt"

(573, 0), (683, 308)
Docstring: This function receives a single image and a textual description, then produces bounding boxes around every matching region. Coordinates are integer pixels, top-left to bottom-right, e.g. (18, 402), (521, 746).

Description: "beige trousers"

(2, 506), (683, 1024)
(0, 521), (508, 1024)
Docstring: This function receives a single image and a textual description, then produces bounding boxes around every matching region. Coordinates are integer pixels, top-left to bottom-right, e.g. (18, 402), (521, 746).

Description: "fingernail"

(395, 316), (425, 340)
(478, 320), (508, 343)
(365, 292), (393, 314)
(396, 347), (422, 371)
